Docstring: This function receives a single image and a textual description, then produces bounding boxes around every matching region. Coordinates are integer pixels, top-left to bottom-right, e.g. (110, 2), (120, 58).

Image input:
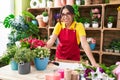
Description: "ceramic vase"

(107, 22), (113, 28)
(10, 59), (18, 70)
(92, 21), (99, 28)
(84, 23), (90, 28)
(34, 57), (49, 70)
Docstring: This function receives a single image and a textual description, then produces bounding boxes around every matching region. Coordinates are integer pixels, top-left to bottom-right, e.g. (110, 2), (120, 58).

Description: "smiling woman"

(0, 0), (14, 56)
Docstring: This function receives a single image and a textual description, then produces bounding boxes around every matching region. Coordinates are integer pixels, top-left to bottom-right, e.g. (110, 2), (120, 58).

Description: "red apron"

(56, 26), (80, 61)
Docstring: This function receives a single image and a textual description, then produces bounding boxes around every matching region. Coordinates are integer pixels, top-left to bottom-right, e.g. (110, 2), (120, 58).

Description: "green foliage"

(77, 17), (90, 24)
(108, 39), (120, 50)
(0, 54), (11, 67)
(6, 45), (18, 59)
(3, 14), (15, 28)
(42, 11), (48, 17)
(72, 4), (80, 22)
(14, 48), (34, 63)
(22, 11), (35, 19)
(33, 47), (50, 58)
(3, 11), (40, 47)
(0, 45), (18, 67)
(100, 64), (117, 78)
(108, 16), (114, 23)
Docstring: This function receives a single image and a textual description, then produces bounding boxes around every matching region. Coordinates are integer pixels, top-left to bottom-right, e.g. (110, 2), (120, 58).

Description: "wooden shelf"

(103, 28), (120, 30)
(102, 52), (120, 56)
(28, 3), (120, 65)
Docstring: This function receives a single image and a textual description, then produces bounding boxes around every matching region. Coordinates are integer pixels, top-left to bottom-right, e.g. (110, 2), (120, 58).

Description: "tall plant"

(3, 11), (40, 47)
(72, 4), (81, 22)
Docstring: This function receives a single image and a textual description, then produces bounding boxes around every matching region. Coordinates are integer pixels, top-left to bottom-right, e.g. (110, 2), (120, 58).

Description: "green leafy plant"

(0, 45), (18, 67)
(14, 48), (34, 63)
(72, 4), (80, 22)
(100, 64), (117, 78)
(22, 11), (35, 19)
(33, 47), (50, 58)
(3, 14), (15, 28)
(108, 16), (114, 23)
(42, 11), (48, 17)
(84, 17), (90, 23)
(6, 45), (18, 59)
(3, 11), (40, 47)
(77, 63), (117, 79)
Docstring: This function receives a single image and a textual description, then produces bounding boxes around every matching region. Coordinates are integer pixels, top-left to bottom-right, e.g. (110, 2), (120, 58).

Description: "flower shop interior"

(0, 0), (120, 80)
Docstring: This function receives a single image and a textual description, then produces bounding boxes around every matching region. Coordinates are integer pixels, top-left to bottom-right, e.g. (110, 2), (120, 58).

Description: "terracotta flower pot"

(37, 18), (46, 27)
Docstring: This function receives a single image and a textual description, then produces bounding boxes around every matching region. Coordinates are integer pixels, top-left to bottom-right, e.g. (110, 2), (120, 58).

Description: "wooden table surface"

(0, 63), (59, 80)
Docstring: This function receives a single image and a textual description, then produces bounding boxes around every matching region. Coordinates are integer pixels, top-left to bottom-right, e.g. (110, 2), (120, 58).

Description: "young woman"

(46, 5), (99, 67)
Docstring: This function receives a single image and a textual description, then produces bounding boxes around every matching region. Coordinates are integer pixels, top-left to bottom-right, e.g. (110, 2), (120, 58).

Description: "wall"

(14, 0), (30, 16)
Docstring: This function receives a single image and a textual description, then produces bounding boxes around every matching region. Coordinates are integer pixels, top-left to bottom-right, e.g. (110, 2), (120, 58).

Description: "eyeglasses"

(61, 12), (72, 17)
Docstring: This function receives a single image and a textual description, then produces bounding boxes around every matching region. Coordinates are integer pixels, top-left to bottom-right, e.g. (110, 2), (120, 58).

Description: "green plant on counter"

(14, 48), (34, 63)
(33, 47), (50, 58)
(0, 45), (18, 67)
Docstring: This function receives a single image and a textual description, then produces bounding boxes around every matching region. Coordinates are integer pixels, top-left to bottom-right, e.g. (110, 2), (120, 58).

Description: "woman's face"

(61, 8), (74, 25)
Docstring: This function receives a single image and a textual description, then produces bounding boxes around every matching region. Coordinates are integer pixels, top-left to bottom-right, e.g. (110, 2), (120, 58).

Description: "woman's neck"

(65, 23), (72, 28)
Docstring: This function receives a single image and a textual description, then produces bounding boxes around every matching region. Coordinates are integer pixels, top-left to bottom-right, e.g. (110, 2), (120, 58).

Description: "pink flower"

(20, 37), (46, 49)
(97, 14), (101, 19)
(92, 8), (100, 13)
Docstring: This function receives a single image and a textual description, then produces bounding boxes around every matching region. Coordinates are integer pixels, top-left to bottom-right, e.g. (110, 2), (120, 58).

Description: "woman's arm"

(46, 34), (58, 48)
(80, 36), (99, 67)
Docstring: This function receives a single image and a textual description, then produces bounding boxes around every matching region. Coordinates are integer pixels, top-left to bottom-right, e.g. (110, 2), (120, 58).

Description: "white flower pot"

(43, 16), (49, 23)
(107, 22), (113, 28)
(47, 1), (53, 7)
(92, 22), (99, 28)
(84, 23), (90, 28)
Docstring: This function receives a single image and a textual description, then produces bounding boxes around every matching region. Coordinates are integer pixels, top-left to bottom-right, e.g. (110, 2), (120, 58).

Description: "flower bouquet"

(20, 36), (46, 49)
(80, 64), (117, 80)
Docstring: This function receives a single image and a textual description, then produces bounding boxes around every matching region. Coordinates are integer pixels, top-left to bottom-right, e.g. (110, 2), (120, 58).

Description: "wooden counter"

(0, 63), (59, 80)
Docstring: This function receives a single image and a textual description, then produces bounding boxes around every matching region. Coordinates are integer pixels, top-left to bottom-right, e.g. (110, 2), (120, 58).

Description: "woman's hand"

(92, 63), (100, 67)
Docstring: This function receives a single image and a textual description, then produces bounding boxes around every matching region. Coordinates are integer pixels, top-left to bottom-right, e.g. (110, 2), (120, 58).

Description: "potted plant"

(3, 12), (40, 47)
(47, 0), (53, 7)
(84, 17), (90, 28)
(33, 46), (50, 70)
(5, 45), (18, 70)
(22, 11), (38, 26)
(90, 8), (101, 28)
(42, 11), (49, 23)
(14, 48), (34, 74)
(107, 16), (114, 28)
(114, 47), (119, 53)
